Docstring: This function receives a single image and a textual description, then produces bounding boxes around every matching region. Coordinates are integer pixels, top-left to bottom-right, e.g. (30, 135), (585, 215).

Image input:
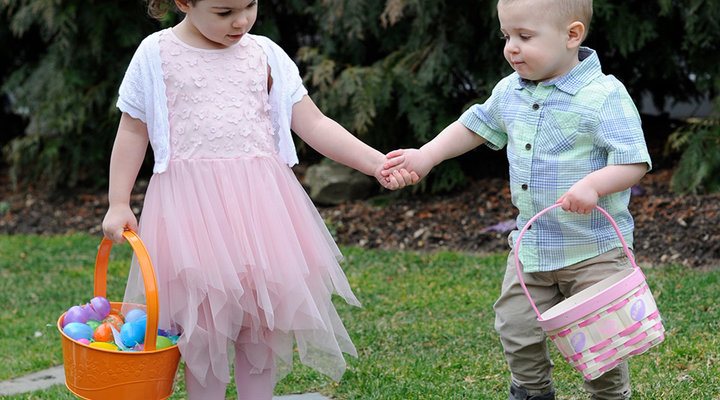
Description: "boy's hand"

(381, 149), (433, 184)
(557, 163), (647, 214)
(557, 180), (599, 215)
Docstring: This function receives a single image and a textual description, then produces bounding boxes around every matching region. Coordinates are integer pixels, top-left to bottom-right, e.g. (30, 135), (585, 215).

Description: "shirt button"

(532, 103), (540, 110)
(521, 184), (528, 190)
(525, 143), (532, 150)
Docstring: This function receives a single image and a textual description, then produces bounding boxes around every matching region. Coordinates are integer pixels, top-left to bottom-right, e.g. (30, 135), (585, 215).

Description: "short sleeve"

(275, 44), (307, 104)
(595, 84), (652, 171)
(458, 78), (512, 150)
(116, 41), (148, 123)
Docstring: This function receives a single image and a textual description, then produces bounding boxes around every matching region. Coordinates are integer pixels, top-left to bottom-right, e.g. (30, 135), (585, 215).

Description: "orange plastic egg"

(93, 322), (115, 342)
(103, 314), (124, 330)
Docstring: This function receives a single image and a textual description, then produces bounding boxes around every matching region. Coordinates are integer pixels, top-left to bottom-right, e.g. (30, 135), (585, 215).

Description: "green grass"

(1, 234), (718, 399)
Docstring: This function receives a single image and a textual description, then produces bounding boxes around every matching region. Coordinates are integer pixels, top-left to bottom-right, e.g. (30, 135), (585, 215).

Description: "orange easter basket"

(57, 230), (180, 400)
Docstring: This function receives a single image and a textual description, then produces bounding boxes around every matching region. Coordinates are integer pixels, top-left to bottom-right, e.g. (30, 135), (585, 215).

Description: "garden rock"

(303, 160), (375, 205)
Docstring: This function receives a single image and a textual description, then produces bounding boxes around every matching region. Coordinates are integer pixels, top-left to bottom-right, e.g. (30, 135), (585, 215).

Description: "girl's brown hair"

(147, 0), (197, 19)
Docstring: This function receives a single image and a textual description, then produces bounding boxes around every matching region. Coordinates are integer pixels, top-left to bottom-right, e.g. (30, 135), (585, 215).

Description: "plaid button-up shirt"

(459, 47), (652, 272)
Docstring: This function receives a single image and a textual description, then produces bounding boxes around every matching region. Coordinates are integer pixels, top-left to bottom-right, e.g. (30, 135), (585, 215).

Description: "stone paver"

(0, 366), (330, 399)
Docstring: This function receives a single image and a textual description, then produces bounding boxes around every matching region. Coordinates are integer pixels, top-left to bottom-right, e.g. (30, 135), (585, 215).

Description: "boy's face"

(175, 0), (258, 49)
(498, 0), (580, 82)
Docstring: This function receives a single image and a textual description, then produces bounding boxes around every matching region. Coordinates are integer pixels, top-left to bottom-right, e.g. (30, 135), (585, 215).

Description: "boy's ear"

(174, 0), (190, 12)
(566, 21), (585, 49)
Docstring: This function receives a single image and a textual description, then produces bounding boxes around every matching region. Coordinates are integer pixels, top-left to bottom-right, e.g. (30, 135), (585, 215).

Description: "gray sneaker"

(508, 382), (556, 400)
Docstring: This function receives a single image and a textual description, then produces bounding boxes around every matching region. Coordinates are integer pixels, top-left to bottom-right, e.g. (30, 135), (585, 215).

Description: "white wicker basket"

(515, 205), (665, 380)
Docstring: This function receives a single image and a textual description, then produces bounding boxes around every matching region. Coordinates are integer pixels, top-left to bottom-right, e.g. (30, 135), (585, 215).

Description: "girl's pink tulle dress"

(122, 30), (360, 386)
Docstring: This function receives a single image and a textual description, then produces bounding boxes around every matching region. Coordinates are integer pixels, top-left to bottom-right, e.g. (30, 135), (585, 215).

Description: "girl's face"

(498, 0), (579, 82)
(175, 0), (258, 49)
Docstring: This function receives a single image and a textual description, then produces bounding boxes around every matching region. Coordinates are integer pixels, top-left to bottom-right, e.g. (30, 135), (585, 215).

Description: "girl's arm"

(290, 95), (416, 189)
(557, 163), (647, 214)
(102, 113), (150, 243)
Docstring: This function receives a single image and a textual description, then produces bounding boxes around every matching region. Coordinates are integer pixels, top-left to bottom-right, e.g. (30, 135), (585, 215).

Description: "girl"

(102, 0), (415, 398)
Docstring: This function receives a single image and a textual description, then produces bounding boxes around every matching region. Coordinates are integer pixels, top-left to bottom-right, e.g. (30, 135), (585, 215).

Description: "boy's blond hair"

(498, 0), (593, 40)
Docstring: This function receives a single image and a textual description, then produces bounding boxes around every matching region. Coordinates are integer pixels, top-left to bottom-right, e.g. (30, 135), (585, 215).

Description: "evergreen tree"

(2, 0), (719, 192)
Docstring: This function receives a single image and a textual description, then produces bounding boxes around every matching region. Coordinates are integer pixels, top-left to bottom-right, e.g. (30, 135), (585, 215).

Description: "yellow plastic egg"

(88, 341), (119, 351)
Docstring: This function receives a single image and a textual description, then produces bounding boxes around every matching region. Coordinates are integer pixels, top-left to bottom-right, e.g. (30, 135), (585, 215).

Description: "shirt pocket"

(537, 109), (582, 154)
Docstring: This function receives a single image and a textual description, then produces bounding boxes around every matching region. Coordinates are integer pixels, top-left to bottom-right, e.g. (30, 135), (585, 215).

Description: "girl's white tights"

(185, 339), (276, 400)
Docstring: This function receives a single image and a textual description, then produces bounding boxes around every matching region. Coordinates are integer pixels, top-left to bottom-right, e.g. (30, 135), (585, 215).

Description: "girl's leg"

(185, 363), (228, 400)
(234, 338), (276, 400)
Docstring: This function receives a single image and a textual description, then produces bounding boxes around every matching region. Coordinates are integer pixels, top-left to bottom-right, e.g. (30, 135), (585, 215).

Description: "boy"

(383, 0), (651, 398)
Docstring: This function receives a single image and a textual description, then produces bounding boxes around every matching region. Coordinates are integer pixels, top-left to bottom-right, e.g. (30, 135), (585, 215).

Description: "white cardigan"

(116, 29), (307, 173)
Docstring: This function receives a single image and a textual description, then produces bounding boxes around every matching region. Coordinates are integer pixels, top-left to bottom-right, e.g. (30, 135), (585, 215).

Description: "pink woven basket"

(515, 204), (665, 380)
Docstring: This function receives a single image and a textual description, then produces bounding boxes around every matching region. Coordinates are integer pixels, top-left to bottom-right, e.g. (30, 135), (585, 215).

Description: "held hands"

(380, 148), (433, 185)
(374, 151), (421, 189)
(102, 205), (138, 244)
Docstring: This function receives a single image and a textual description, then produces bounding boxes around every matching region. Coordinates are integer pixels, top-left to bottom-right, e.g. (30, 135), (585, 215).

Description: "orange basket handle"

(93, 230), (160, 351)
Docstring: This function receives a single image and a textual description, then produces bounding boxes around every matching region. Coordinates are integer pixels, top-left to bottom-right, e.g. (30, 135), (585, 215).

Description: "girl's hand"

(102, 205), (138, 244)
(557, 180), (599, 215)
(373, 153), (419, 189)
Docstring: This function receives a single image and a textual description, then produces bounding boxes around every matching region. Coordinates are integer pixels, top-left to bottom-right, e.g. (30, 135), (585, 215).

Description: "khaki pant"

(494, 247), (633, 399)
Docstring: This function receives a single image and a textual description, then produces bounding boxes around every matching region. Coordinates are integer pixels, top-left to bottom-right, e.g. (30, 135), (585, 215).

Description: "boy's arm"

(558, 163), (647, 214)
(290, 95), (417, 189)
(102, 113), (149, 243)
(383, 121), (487, 181)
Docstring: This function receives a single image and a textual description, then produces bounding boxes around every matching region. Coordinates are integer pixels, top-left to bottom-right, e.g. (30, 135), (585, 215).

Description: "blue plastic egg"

(63, 322), (93, 341)
(120, 321), (146, 347)
(125, 309), (147, 324)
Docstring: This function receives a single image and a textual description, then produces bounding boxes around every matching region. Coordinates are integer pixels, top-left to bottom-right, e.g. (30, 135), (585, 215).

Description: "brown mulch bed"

(1, 167), (719, 269)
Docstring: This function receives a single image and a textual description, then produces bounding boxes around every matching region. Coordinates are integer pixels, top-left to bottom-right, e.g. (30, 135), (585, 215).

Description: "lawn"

(1, 234), (718, 399)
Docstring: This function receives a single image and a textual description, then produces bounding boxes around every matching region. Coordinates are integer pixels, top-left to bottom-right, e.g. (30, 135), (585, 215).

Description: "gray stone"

(0, 366), (65, 395)
(304, 160), (375, 205)
(0, 365), (331, 399)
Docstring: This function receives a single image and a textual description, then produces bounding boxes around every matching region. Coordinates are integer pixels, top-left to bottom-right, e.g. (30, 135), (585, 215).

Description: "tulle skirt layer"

(122, 155), (360, 386)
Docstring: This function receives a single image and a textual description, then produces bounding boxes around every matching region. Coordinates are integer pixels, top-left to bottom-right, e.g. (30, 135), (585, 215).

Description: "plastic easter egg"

(77, 338), (91, 345)
(63, 322), (93, 341)
(120, 321), (145, 347)
(103, 313), (124, 330)
(155, 336), (173, 350)
(136, 315), (147, 331)
(63, 305), (91, 327)
(89, 296), (111, 319)
(89, 341), (118, 351)
(125, 308), (147, 324)
(93, 322), (115, 342)
(86, 320), (101, 331)
(82, 303), (101, 321)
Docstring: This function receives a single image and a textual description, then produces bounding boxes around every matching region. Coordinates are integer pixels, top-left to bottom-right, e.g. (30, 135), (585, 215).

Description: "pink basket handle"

(514, 204), (638, 320)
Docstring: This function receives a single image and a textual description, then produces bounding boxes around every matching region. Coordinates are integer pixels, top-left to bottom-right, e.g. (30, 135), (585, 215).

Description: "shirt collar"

(514, 47), (602, 95)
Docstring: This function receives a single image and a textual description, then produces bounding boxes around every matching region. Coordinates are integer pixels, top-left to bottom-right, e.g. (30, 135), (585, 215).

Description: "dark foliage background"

(1, 0), (719, 192)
